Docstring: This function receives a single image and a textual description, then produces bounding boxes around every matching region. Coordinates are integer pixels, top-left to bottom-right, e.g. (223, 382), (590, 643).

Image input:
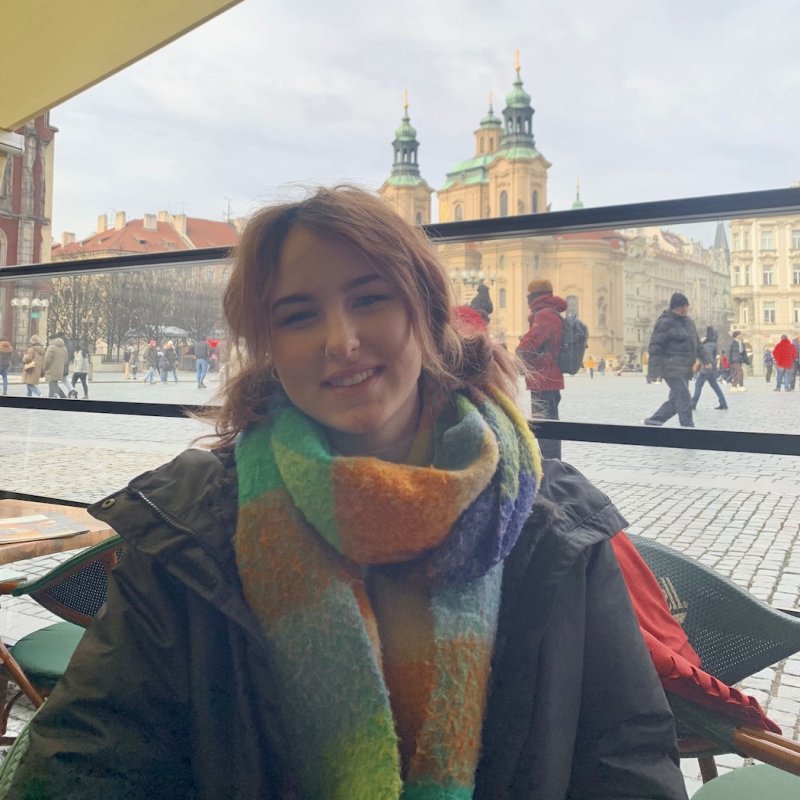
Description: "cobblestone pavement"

(1, 370), (798, 793)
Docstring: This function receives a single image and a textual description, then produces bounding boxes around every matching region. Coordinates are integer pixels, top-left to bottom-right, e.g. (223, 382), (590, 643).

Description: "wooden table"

(0, 500), (117, 566)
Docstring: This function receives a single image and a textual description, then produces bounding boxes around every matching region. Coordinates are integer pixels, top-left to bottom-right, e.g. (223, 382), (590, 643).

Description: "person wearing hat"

(516, 278), (567, 458)
(644, 292), (705, 427)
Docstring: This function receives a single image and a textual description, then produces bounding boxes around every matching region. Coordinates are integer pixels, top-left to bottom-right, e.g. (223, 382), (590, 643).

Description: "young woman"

(4, 187), (687, 800)
(70, 348), (91, 399)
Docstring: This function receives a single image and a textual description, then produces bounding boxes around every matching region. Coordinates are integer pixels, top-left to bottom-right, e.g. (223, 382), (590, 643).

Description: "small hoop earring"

(270, 366), (280, 381)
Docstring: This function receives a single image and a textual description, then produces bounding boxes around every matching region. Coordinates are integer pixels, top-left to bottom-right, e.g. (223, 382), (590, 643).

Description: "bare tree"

(47, 274), (104, 351)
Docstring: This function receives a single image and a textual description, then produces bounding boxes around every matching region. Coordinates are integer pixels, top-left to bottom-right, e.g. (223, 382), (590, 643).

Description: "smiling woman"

(3, 186), (688, 800)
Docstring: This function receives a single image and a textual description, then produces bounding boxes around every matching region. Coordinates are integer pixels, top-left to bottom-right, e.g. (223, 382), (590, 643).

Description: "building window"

(744, 267), (751, 284)
(0, 229), (6, 266)
(763, 303), (776, 324)
(499, 191), (508, 217)
(792, 230), (800, 249)
(498, 255), (505, 270)
(793, 265), (800, 284)
(763, 267), (774, 286)
(567, 295), (580, 317)
(741, 305), (749, 325)
(206, 266), (214, 281)
(454, 204), (463, 221)
(794, 304), (800, 325)
(532, 190), (538, 213)
(761, 230), (774, 250)
(743, 231), (750, 249)
(733, 266), (740, 286)
(499, 287), (507, 309)
(732, 232), (740, 251)
(479, 140), (484, 154)
(415, 211), (422, 224)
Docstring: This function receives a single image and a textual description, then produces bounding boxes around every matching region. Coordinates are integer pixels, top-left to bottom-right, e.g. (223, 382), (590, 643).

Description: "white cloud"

(49, 0), (800, 240)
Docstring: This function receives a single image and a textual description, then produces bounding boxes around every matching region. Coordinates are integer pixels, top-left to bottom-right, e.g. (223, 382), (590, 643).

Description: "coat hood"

(49, 337), (65, 348)
(528, 293), (568, 316)
(0, 340), (12, 354)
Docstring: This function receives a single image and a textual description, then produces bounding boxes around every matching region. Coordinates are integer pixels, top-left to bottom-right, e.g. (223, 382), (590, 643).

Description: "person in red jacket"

(515, 278), (566, 459)
(772, 334), (798, 391)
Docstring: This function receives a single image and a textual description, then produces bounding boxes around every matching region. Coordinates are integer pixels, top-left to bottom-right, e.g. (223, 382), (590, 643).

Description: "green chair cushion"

(9, 621), (85, 687)
(691, 764), (800, 798)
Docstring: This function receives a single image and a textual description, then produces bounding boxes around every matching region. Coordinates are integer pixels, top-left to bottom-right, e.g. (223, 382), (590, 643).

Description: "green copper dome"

(395, 111), (417, 141)
(480, 103), (501, 128)
(572, 181), (584, 209)
(505, 70), (531, 108)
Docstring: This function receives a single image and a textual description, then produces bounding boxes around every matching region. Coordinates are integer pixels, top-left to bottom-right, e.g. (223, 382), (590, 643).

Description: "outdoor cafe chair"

(628, 533), (800, 784)
(0, 535), (124, 744)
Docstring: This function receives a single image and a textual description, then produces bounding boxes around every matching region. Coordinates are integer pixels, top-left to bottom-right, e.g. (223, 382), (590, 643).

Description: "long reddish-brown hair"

(206, 185), (519, 447)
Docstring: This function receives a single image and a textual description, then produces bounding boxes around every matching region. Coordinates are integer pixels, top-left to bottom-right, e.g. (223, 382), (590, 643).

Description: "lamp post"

(449, 267), (498, 304)
(10, 296), (50, 355)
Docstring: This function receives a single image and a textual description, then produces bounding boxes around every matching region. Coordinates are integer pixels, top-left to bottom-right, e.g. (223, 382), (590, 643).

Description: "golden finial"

(488, 91), (494, 108)
(576, 178), (581, 192)
(514, 49), (521, 73)
(403, 89), (409, 113)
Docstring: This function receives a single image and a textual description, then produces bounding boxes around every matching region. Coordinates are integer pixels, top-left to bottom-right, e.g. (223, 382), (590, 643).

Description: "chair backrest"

(627, 534), (800, 685)
(11, 535), (125, 627)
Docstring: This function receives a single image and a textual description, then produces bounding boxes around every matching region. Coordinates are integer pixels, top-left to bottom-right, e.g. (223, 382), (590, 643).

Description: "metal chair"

(628, 533), (800, 783)
(0, 535), (124, 744)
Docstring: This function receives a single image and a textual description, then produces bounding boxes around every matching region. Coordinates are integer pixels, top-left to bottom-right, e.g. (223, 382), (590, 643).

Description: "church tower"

(438, 53), (550, 222)
(488, 50), (550, 217)
(378, 93), (432, 225)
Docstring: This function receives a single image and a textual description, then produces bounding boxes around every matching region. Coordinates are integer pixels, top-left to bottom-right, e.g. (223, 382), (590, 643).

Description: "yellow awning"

(0, 0), (243, 132)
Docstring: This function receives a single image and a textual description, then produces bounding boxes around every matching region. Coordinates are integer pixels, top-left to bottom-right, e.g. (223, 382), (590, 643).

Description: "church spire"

(501, 51), (535, 149)
(572, 179), (584, 209)
(390, 90), (422, 179)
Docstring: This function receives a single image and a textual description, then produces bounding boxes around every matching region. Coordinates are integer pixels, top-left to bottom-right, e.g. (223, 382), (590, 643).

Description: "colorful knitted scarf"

(234, 388), (540, 800)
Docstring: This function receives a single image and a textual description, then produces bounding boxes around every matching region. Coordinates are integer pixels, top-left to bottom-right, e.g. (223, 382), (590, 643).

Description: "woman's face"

(268, 226), (423, 457)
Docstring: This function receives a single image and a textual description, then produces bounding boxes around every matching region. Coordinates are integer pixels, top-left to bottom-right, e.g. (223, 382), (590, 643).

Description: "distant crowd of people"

(123, 337), (219, 388)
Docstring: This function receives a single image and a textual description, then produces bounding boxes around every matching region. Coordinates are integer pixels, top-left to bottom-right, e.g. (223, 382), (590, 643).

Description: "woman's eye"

(354, 294), (390, 308)
(277, 309), (315, 327)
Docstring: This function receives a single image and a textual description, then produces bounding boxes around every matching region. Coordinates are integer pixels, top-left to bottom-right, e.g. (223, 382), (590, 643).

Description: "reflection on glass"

(0, 262), (231, 404)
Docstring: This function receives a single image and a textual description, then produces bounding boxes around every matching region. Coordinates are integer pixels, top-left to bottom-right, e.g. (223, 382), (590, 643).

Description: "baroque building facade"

(379, 61), (732, 367)
(729, 211), (800, 368)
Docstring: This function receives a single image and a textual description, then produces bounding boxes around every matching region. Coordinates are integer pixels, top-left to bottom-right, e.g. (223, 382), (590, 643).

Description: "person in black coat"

(469, 281), (494, 323)
(644, 293), (702, 427)
(691, 326), (728, 411)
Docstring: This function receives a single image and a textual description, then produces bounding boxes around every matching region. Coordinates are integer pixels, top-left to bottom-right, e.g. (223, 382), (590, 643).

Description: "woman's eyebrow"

(270, 274), (384, 313)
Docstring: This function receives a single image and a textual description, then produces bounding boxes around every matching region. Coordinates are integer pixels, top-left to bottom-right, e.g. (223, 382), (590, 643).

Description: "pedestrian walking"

(129, 349), (139, 380)
(123, 346), (133, 379)
(691, 326), (727, 411)
(644, 292), (702, 427)
(43, 337), (68, 398)
(0, 339), (12, 396)
(719, 352), (730, 383)
(772, 335), (797, 391)
(598, 357), (606, 376)
(516, 278), (567, 458)
(71, 348), (91, 399)
(193, 337), (211, 389)
(728, 331), (749, 392)
(790, 335), (800, 390)
(584, 355), (597, 379)
(164, 340), (179, 382)
(3, 186), (687, 800)
(143, 340), (158, 384)
(21, 335), (44, 397)
(762, 347), (774, 383)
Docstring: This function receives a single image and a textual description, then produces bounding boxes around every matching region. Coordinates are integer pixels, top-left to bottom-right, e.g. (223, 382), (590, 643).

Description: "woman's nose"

(324, 313), (359, 360)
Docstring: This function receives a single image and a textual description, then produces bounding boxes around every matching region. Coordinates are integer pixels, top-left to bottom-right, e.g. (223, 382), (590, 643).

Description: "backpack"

(558, 313), (589, 375)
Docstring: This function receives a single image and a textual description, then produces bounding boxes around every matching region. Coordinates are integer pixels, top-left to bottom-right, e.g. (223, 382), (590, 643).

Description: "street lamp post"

(10, 296), (50, 356)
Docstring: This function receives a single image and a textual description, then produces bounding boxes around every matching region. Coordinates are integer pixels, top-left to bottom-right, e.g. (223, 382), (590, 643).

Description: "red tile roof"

(52, 216), (239, 259)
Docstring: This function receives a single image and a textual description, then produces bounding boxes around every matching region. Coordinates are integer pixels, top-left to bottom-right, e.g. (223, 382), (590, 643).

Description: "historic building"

(0, 112), (57, 356)
(729, 209), (800, 365)
(379, 59), (732, 365)
(52, 210), (241, 260)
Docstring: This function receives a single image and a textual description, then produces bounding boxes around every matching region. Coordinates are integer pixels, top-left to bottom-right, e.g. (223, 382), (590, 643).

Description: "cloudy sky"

(50, 0), (800, 241)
